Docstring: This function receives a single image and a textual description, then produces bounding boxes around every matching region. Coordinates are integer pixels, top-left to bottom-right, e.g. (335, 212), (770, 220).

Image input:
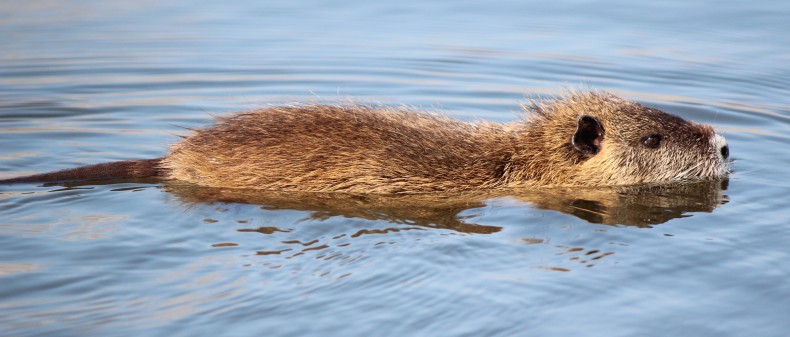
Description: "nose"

(720, 145), (729, 160)
(711, 133), (729, 161)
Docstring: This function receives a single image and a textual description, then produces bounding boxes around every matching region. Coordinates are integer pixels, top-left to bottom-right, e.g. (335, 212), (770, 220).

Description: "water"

(1, 1), (788, 336)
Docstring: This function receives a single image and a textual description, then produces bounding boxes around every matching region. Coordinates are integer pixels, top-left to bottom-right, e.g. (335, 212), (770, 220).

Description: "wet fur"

(0, 159), (161, 184)
(1, 91), (730, 193)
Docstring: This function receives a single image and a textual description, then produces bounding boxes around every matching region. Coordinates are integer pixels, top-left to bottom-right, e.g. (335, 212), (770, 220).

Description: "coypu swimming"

(0, 91), (731, 193)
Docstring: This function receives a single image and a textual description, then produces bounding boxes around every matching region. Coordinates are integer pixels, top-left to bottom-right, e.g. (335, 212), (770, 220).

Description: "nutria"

(0, 90), (731, 193)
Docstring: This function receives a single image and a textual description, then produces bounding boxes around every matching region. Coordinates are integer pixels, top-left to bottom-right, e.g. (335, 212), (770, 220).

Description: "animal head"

(521, 91), (731, 186)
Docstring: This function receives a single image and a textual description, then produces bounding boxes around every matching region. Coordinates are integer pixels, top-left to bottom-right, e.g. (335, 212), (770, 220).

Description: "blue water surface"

(1, 1), (788, 336)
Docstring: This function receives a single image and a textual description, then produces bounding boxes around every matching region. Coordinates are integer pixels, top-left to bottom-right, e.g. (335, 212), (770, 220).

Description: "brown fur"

(0, 159), (161, 184)
(1, 91), (731, 193)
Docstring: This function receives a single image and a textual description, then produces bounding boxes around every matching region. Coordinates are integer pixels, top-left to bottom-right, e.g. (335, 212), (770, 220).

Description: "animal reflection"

(161, 179), (729, 231)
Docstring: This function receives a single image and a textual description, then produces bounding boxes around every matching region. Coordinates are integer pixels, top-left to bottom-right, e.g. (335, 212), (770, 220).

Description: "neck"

(502, 122), (579, 187)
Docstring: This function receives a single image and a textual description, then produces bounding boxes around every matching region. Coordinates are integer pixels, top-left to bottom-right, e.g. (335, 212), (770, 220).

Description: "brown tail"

(0, 158), (164, 184)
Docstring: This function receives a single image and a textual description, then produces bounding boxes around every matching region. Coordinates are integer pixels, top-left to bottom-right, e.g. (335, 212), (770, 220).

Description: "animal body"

(0, 91), (731, 194)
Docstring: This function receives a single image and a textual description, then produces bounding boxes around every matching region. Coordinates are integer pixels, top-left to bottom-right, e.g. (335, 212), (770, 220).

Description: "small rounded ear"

(572, 115), (604, 156)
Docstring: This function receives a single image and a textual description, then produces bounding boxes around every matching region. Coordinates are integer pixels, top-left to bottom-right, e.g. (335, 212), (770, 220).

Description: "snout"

(710, 132), (733, 177)
(711, 133), (729, 161)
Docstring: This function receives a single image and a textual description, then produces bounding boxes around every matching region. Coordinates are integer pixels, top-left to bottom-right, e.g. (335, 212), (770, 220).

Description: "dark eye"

(641, 135), (662, 148)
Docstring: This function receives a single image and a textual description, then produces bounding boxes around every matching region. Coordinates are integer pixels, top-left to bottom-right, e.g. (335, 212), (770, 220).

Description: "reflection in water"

(163, 183), (501, 234)
(47, 178), (729, 232)
(151, 179), (726, 272)
(520, 180), (729, 227)
(39, 178), (727, 271)
(159, 179), (728, 230)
